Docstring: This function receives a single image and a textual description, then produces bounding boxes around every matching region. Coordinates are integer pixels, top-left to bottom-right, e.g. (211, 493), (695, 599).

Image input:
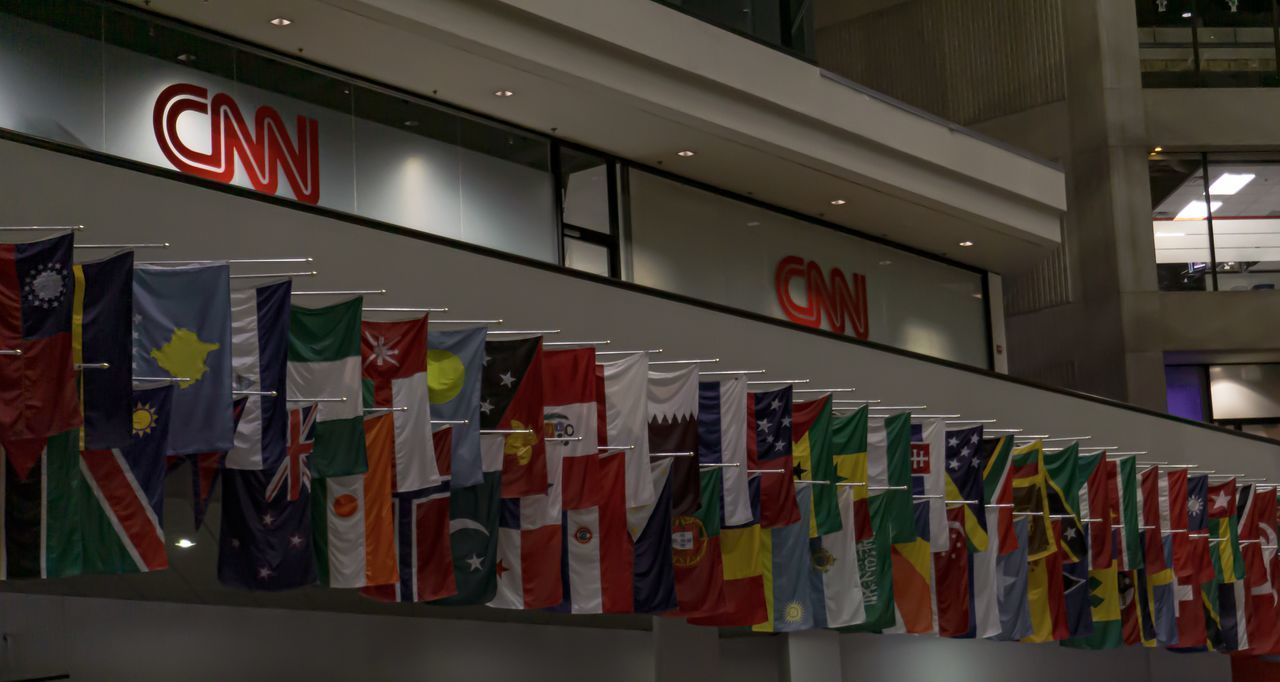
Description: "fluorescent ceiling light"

(1208, 172), (1255, 196)
(1175, 200), (1221, 220)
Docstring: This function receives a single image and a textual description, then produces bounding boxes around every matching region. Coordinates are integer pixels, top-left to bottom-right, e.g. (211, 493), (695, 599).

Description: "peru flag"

(559, 451), (633, 613)
(0, 232), (79, 445)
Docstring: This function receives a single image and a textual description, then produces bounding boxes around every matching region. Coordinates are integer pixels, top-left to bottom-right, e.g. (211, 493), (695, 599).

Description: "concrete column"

(782, 629), (842, 682)
(652, 617), (720, 681)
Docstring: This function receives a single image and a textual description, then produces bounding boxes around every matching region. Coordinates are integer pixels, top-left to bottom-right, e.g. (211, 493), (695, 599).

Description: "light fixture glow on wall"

(676, 150), (695, 157)
(175, 538), (196, 549)
(830, 199), (847, 206)
(494, 90), (514, 97)
(1208, 172), (1255, 196)
(958, 240), (975, 247)
(269, 17), (292, 26)
(1175, 199), (1222, 220)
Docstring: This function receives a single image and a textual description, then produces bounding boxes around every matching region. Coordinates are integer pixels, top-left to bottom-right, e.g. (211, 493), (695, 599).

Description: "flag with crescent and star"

(1238, 483), (1280, 654)
(217, 404), (317, 591)
(362, 314), (439, 493)
(0, 232), (80, 447)
(748, 386), (799, 529)
(430, 432), (503, 605)
(482, 337), (546, 499)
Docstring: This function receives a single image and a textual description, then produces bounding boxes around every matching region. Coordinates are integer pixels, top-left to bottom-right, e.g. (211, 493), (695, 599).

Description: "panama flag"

(559, 450), (633, 614)
(648, 366), (700, 516)
(72, 250), (134, 450)
(696, 374), (752, 526)
(226, 279), (290, 470)
(312, 412), (398, 588)
(544, 347), (599, 511)
(809, 484), (866, 628)
(289, 297), (366, 477)
(0, 232), (80, 444)
(911, 419), (948, 552)
(597, 353), (655, 508)
(362, 315), (439, 492)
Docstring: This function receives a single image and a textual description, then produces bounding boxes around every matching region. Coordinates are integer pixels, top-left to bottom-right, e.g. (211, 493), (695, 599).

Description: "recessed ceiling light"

(676, 150), (695, 157)
(403, 120), (420, 127)
(1152, 146), (1164, 153)
(1181, 11), (1192, 18)
(830, 199), (847, 206)
(270, 17), (292, 26)
(176, 53), (197, 63)
(1175, 199), (1221, 220)
(174, 538), (196, 549)
(493, 89), (514, 97)
(746, 221), (761, 226)
(958, 240), (975, 247)
(1208, 172), (1255, 196)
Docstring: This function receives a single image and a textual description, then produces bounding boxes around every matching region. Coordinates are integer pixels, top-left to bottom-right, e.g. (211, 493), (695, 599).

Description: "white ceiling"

(119, 0), (1064, 275)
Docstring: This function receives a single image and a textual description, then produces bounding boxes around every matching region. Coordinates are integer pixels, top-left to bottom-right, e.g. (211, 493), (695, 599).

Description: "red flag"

(1240, 485), (1280, 654)
(747, 388), (799, 528)
(1086, 458), (1114, 569)
(1140, 467), (1171, 573)
(543, 348), (599, 511)
(934, 506), (971, 637)
(673, 467), (728, 618)
(0, 233), (80, 446)
(482, 338), (546, 498)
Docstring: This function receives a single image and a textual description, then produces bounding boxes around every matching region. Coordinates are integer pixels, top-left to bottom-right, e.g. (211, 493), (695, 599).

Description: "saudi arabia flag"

(289, 297), (366, 477)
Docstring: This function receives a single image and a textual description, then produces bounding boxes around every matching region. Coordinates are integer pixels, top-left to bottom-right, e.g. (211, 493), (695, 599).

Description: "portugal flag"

(673, 467), (727, 618)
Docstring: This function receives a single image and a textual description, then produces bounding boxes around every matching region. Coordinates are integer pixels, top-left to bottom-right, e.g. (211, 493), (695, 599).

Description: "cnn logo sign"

(774, 256), (869, 339)
(152, 83), (320, 204)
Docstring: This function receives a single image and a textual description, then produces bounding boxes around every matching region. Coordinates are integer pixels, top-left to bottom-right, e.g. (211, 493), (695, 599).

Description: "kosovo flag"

(133, 263), (232, 455)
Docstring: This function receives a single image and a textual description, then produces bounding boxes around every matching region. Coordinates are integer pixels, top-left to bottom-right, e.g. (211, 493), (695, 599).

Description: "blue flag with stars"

(945, 425), (989, 552)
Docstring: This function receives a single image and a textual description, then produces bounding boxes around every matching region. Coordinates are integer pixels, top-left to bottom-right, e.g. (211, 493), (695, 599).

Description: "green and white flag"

(1113, 456), (1144, 571)
(432, 434), (503, 605)
(0, 431), (84, 579)
(289, 297), (367, 477)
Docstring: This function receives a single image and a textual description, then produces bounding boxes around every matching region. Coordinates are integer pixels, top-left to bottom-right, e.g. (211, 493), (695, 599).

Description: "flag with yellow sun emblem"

(753, 484), (815, 632)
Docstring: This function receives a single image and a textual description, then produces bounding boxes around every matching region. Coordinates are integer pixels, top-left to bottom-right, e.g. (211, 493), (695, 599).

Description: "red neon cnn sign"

(152, 83), (320, 204)
(774, 255), (869, 339)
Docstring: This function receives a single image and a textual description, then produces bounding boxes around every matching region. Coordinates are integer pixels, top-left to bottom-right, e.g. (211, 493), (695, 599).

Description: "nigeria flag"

(289, 298), (366, 477)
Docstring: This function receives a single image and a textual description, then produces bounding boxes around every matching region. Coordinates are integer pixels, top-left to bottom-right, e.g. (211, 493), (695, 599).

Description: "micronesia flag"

(698, 375), (753, 526)
(133, 263), (233, 455)
(226, 279), (290, 470)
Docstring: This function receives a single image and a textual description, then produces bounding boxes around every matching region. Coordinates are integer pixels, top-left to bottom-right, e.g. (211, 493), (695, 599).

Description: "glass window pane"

(457, 116), (556, 262)
(564, 237), (611, 277)
(1136, 0), (1200, 87)
(1203, 157), (1280, 290)
(1210, 364), (1280, 420)
(1195, 0), (1277, 87)
(1150, 153), (1212, 291)
(560, 147), (611, 234)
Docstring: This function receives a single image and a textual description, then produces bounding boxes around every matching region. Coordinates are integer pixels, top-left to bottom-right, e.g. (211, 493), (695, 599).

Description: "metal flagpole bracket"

(793, 388), (856, 393)
(134, 376), (191, 383)
(945, 500), (980, 505)
(868, 485), (909, 491)
(596, 349), (663, 356)
(544, 340), (611, 347)
(431, 419), (470, 425)
(602, 445), (637, 450)
(0, 349), (22, 356)
(700, 463), (742, 468)
(75, 362), (110, 369)
(233, 390), (278, 397)
(650, 451), (695, 457)
(987, 503), (1014, 508)
(748, 468), (787, 474)
(480, 428), (533, 434)
(747, 379), (811, 385)
(984, 428), (1024, 433)
(286, 397), (348, 402)
(947, 419), (998, 424)
(866, 405), (927, 411)
(77, 242), (171, 249)
(363, 307), (450, 313)
(700, 369), (766, 375)
(364, 407), (408, 413)
(546, 436), (583, 442)
(837, 482), (867, 487)
(913, 494), (944, 499)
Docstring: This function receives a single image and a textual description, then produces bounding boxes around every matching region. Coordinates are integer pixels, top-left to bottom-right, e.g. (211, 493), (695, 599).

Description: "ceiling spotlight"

(176, 53), (197, 63)
(403, 120), (420, 127)
(676, 150), (695, 157)
(174, 538), (196, 549)
(270, 17), (292, 27)
(830, 199), (847, 206)
(1152, 146), (1163, 153)
(493, 89), (514, 97)
(1181, 11), (1192, 18)
(958, 240), (975, 247)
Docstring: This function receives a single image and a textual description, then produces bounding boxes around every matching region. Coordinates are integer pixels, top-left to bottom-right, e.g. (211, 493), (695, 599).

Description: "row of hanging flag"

(3, 231), (1280, 655)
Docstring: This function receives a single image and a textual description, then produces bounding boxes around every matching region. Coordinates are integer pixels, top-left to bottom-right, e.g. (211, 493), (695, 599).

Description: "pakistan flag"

(133, 263), (233, 454)
(290, 297), (367, 477)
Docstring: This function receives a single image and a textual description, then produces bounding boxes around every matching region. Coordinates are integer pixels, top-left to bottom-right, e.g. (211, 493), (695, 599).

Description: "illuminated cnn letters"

(152, 83), (320, 204)
(773, 255), (869, 339)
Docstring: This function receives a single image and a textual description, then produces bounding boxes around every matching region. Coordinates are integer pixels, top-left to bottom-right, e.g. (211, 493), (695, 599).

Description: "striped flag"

(697, 375), (752, 526)
(809, 484), (866, 628)
(71, 250), (133, 450)
(754, 484), (815, 632)
(792, 395), (839, 537)
(560, 450), (633, 614)
(226, 279), (290, 470)
(0, 430), (84, 579)
(362, 314), (439, 492)
(597, 352), (656, 508)
(289, 297), (366, 477)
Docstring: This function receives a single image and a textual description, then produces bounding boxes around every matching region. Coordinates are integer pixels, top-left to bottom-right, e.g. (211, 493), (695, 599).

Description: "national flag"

(0, 430), (83, 578)
(362, 314), (439, 491)
(933, 505), (971, 637)
(648, 365), (700, 516)
(889, 502), (936, 634)
(629, 457), (678, 613)
(1121, 568), (1157, 647)
(943, 426), (988, 552)
(830, 406), (871, 540)
(991, 516), (1033, 641)
(1011, 441), (1054, 560)
(311, 412), (398, 588)
(1061, 454), (1122, 650)
(288, 297), (366, 477)
(430, 432), (503, 606)
(1183, 473), (1216, 586)
(482, 337), (545, 498)
(226, 279), (290, 470)
(1111, 457), (1144, 572)
(982, 435), (1017, 554)
(427, 326), (485, 488)
(869, 412), (915, 544)
(218, 405), (316, 591)
(364, 477), (455, 602)
(133, 263), (232, 455)
(809, 483), (866, 628)
(791, 395), (839, 537)
(72, 250), (132, 450)
(696, 374), (752, 526)
(1080, 453), (1113, 570)
(1146, 531), (1180, 646)
(749, 387), (798, 528)
(673, 466), (726, 617)
(973, 434), (1013, 639)
(597, 352), (656, 508)
(842, 491), (899, 633)
(0, 232), (79, 443)
(559, 450), (633, 614)
(175, 397), (247, 530)
(686, 476), (766, 627)
(1024, 519), (1070, 643)
(754, 484), (815, 632)
(75, 384), (172, 575)
(1043, 445), (1091, 640)
(1238, 484), (1279, 654)
(1063, 562), (1123, 650)
(1208, 478), (1249, 651)
(544, 347), (599, 512)
(911, 418), (948, 552)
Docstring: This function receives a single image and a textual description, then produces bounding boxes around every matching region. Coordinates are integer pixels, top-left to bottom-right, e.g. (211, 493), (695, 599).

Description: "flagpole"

(596, 349), (663, 356)
(701, 369), (767, 375)
(362, 307), (450, 313)
(75, 362), (110, 369)
(748, 379), (810, 385)
(229, 271), (317, 279)
(487, 330), (561, 335)
(76, 242), (171, 249)
(0, 225), (84, 231)
(651, 358), (718, 366)
(140, 257), (314, 264)
(0, 349), (21, 356)
(544, 340), (611, 346)
(793, 388), (856, 393)
(293, 289), (387, 295)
